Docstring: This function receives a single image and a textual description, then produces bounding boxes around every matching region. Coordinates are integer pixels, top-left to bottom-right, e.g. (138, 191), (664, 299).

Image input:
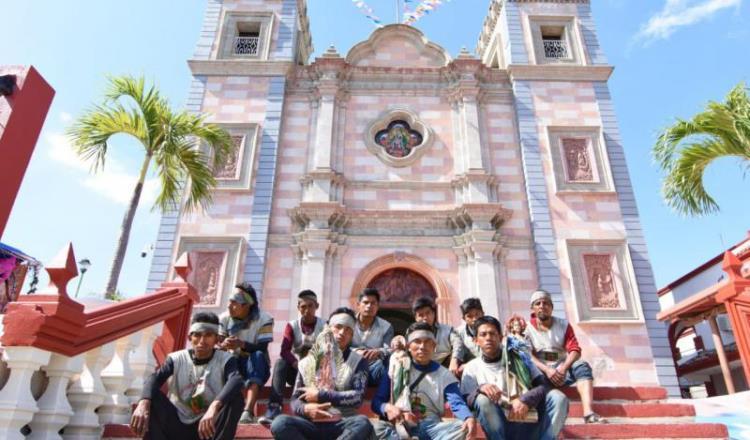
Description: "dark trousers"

(270, 414), (374, 440)
(146, 390), (243, 440)
(269, 357), (298, 405)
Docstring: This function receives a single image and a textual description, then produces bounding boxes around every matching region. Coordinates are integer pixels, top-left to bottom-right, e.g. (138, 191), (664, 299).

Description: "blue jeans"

(373, 416), (466, 440)
(367, 358), (387, 387)
(559, 359), (593, 387)
(474, 390), (568, 440)
(238, 351), (270, 387)
(270, 414), (373, 440)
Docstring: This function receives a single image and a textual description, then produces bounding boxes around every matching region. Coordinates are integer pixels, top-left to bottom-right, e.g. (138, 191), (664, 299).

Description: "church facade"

(146, 0), (678, 395)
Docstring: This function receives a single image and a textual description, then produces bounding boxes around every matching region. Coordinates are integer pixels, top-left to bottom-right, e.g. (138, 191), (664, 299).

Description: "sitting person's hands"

(304, 402), (335, 421)
(508, 398), (529, 421)
(198, 401), (222, 440)
(130, 399), (151, 438)
(300, 387), (320, 403)
(479, 383), (503, 403)
(385, 403), (405, 423)
(220, 336), (243, 351)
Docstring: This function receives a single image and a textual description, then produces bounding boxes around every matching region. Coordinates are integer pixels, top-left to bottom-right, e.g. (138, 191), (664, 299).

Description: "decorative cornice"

(188, 59), (294, 76)
(449, 203), (512, 231)
(507, 64), (614, 82)
(288, 202), (347, 231)
(346, 179), (453, 190)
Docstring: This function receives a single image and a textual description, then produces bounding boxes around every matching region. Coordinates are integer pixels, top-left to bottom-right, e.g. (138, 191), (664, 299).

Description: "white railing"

(543, 38), (568, 59)
(0, 244), (196, 439)
(234, 36), (259, 55)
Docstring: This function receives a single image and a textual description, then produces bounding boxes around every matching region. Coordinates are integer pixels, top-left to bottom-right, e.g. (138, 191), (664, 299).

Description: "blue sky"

(1, 0), (748, 298)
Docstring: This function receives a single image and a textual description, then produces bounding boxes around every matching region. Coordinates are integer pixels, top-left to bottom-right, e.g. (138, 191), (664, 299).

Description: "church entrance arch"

(350, 252), (451, 336)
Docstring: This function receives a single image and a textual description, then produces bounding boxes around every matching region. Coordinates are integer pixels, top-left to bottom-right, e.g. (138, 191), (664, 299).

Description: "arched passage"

(350, 252), (451, 335)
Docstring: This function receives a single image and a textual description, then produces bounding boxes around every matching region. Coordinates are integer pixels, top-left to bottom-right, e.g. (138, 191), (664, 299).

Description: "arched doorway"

(367, 267), (436, 336)
(350, 252), (452, 336)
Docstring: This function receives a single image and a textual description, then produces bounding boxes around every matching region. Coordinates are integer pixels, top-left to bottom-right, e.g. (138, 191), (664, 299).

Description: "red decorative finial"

(43, 242), (78, 297)
(721, 251), (743, 281)
(173, 252), (192, 282)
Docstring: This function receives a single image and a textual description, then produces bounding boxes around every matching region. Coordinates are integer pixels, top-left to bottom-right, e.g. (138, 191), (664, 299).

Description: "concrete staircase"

(102, 386), (729, 439)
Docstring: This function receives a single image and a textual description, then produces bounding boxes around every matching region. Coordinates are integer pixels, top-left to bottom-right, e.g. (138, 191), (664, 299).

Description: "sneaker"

(239, 410), (256, 424)
(258, 403), (281, 425)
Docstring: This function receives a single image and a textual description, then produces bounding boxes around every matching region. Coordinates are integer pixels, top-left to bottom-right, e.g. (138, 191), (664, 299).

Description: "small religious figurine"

(387, 335), (413, 439)
(502, 315), (538, 423)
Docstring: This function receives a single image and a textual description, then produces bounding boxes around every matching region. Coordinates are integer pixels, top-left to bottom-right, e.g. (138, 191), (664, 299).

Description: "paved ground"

(690, 390), (750, 440)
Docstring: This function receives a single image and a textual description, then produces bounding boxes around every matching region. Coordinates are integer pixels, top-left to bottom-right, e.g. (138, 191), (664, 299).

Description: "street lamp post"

(74, 258), (91, 298)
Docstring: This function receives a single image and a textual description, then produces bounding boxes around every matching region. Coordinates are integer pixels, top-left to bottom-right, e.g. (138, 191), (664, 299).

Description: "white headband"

(530, 290), (552, 308)
(189, 322), (219, 335)
(407, 329), (437, 344)
(329, 313), (356, 330)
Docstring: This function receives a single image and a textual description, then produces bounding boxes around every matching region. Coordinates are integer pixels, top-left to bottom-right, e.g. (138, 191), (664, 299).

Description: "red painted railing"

(1, 243), (196, 364)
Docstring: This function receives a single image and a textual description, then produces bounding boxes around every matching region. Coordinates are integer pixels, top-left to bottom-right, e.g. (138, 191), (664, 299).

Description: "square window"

(528, 17), (582, 65)
(217, 12), (273, 60)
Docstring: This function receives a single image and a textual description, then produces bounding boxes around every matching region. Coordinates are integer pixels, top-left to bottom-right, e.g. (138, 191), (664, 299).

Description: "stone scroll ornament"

(298, 327), (346, 421)
(562, 138), (594, 182)
(583, 254), (621, 309)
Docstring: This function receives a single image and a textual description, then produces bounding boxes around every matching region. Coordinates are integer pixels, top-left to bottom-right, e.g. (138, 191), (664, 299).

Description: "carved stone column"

(451, 204), (511, 320)
(290, 202), (347, 317)
(0, 347), (52, 440)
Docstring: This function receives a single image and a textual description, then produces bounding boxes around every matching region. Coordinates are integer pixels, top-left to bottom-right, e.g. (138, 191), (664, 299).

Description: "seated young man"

(525, 289), (605, 424)
(456, 298), (484, 367)
(412, 296), (463, 376)
(352, 287), (394, 385)
(461, 316), (569, 440)
(372, 322), (477, 440)
(218, 282), (274, 424)
(130, 312), (244, 440)
(270, 307), (374, 439)
(259, 289), (325, 425)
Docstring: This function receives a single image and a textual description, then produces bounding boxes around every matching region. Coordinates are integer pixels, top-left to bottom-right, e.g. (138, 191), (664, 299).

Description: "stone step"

(103, 420), (729, 439)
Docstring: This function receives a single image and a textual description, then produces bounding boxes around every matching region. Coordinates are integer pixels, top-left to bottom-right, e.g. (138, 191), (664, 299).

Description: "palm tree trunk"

(104, 153), (152, 299)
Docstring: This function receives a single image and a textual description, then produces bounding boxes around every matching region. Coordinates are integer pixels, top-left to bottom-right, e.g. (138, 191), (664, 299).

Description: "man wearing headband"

(130, 312), (244, 440)
(372, 322), (477, 440)
(412, 296), (464, 377)
(525, 289), (605, 424)
(271, 307), (374, 439)
(460, 316), (569, 440)
(218, 282), (274, 424)
(351, 287), (394, 386)
(259, 290), (325, 425)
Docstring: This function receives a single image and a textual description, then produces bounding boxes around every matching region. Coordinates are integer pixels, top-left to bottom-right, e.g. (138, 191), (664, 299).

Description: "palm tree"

(68, 75), (234, 298)
(653, 82), (750, 216)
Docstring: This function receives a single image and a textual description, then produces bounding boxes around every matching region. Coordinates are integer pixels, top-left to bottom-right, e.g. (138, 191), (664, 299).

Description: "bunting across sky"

(348, 0), (452, 27)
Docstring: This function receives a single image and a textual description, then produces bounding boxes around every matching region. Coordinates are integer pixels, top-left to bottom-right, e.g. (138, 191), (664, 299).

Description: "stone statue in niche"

(583, 254), (621, 309)
(375, 120), (423, 158)
(368, 268), (435, 305)
(562, 138), (593, 182)
(192, 251), (225, 305)
(214, 135), (243, 179)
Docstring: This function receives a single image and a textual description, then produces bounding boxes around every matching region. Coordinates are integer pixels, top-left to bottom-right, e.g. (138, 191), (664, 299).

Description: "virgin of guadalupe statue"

(298, 326), (346, 421)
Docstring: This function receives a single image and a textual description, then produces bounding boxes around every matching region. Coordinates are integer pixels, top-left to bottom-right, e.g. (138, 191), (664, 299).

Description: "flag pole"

(396, 0), (402, 24)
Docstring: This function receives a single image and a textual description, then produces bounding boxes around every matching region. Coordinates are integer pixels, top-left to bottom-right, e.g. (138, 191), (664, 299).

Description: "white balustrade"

(126, 322), (163, 405)
(99, 333), (140, 424)
(64, 343), (115, 440)
(28, 353), (84, 440)
(0, 346), (52, 440)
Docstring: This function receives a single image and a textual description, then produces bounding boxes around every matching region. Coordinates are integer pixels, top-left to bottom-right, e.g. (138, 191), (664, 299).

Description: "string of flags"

(403, 0), (452, 25)
(348, 0), (453, 28)
(351, 0), (383, 27)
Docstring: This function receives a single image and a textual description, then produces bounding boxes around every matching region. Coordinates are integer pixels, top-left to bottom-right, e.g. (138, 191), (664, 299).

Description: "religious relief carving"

(190, 251), (226, 306)
(214, 135), (244, 179)
(368, 268), (436, 306)
(561, 138), (594, 182)
(582, 253), (621, 309)
(375, 120), (423, 158)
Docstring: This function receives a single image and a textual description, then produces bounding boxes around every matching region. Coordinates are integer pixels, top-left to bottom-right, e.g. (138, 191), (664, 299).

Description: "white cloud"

(635, 0), (741, 44)
(46, 133), (158, 206)
(59, 112), (73, 123)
